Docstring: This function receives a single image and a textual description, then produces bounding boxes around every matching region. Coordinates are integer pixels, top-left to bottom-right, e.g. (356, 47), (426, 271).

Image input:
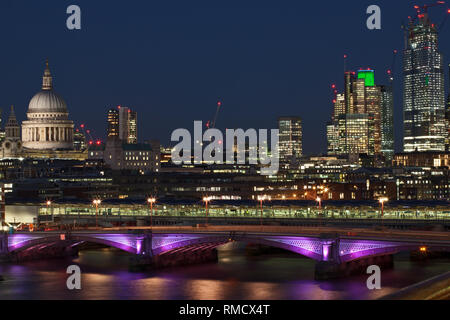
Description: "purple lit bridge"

(1, 230), (450, 279)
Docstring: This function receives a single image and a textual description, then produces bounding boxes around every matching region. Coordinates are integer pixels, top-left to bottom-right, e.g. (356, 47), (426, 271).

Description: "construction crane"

(407, 1), (446, 26)
(79, 123), (100, 145)
(330, 83), (338, 122)
(212, 100), (222, 129)
(206, 100), (222, 129)
(387, 49), (398, 85)
(414, 1), (445, 14)
(403, 2), (449, 49)
(439, 6), (450, 30)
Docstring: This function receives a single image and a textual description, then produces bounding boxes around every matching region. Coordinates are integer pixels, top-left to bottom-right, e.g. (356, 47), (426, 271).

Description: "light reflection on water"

(0, 245), (449, 300)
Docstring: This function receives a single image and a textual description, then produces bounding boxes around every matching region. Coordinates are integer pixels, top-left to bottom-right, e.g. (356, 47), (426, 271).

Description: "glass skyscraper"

(446, 63), (450, 151)
(380, 85), (394, 161)
(327, 70), (382, 157)
(446, 93), (450, 151)
(107, 108), (120, 137)
(403, 12), (446, 152)
(119, 106), (138, 144)
(107, 106), (138, 144)
(278, 117), (302, 165)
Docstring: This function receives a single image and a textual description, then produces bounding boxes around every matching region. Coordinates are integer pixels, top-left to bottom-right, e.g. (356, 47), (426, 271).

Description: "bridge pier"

(129, 232), (220, 271)
(129, 232), (154, 271)
(0, 232), (11, 262)
(314, 233), (394, 280)
(314, 233), (343, 280)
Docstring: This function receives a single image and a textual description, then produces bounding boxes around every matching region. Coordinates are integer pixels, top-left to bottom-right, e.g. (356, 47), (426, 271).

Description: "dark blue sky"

(0, 0), (449, 154)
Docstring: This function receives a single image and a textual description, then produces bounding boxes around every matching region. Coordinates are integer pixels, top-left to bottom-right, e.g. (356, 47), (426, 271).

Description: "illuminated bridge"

(1, 227), (449, 279)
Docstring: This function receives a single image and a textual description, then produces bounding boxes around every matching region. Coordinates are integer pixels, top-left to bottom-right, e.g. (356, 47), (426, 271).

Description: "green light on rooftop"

(357, 70), (375, 87)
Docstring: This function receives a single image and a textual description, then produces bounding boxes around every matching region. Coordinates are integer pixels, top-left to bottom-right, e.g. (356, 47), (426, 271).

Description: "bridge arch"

(338, 240), (450, 263)
(151, 234), (324, 260)
(7, 233), (141, 255)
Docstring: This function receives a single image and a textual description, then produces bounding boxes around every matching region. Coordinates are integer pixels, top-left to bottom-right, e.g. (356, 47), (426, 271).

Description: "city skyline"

(0, 1), (449, 156)
(1, 1), (450, 305)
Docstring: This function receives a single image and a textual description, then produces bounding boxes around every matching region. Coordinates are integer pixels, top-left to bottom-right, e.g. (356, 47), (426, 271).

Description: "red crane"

(205, 100), (223, 129)
(387, 49), (398, 85)
(408, 1), (446, 25)
(414, 1), (445, 14)
(211, 100), (222, 129)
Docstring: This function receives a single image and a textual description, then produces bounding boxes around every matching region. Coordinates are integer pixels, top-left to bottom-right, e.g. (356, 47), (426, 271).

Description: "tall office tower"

(128, 110), (138, 144)
(446, 63), (450, 151)
(403, 12), (446, 152)
(338, 114), (375, 155)
(332, 93), (346, 121)
(118, 106), (138, 144)
(278, 117), (302, 165)
(355, 70), (382, 154)
(326, 121), (339, 155)
(107, 108), (119, 137)
(0, 108), (5, 145)
(380, 85), (395, 161)
(446, 94), (450, 151)
(344, 71), (356, 114)
(327, 70), (382, 156)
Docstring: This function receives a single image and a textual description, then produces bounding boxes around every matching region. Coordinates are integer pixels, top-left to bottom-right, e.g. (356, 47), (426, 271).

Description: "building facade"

(278, 117), (302, 166)
(73, 129), (87, 151)
(446, 93), (450, 151)
(89, 137), (160, 172)
(118, 106), (138, 144)
(107, 108), (120, 138)
(327, 70), (382, 158)
(446, 63), (450, 151)
(403, 13), (446, 152)
(393, 151), (450, 168)
(380, 85), (395, 161)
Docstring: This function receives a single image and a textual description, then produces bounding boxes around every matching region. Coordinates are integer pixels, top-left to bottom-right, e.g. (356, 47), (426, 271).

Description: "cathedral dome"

(28, 90), (67, 113)
(27, 59), (68, 114)
(21, 59), (75, 151)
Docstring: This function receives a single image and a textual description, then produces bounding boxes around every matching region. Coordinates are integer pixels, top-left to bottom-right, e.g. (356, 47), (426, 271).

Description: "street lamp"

(45, 200), (52, 214)
(203, 196), (212, 225)
(257, 195), (271, 226)
(93, 199), (102, 228)
(43, 200), (52, 229)
(147, 197), (156, 228)
(316, 197), (322, 210)
(379, 197), (388, 218)
(379, 197), (388, 228)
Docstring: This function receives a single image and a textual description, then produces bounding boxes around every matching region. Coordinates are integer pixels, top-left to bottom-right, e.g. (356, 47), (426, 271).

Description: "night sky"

(0, 0), (449, 154)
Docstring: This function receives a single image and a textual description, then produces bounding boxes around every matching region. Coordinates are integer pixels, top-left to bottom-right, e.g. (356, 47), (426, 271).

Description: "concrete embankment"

(380, 271), (450, 300)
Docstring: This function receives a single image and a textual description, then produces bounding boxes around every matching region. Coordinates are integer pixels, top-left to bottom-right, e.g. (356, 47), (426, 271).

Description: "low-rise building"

(88, 137), (160, 173)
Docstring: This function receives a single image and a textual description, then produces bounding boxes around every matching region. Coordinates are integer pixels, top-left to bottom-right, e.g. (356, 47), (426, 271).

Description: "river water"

(0, 243), (449, 300)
